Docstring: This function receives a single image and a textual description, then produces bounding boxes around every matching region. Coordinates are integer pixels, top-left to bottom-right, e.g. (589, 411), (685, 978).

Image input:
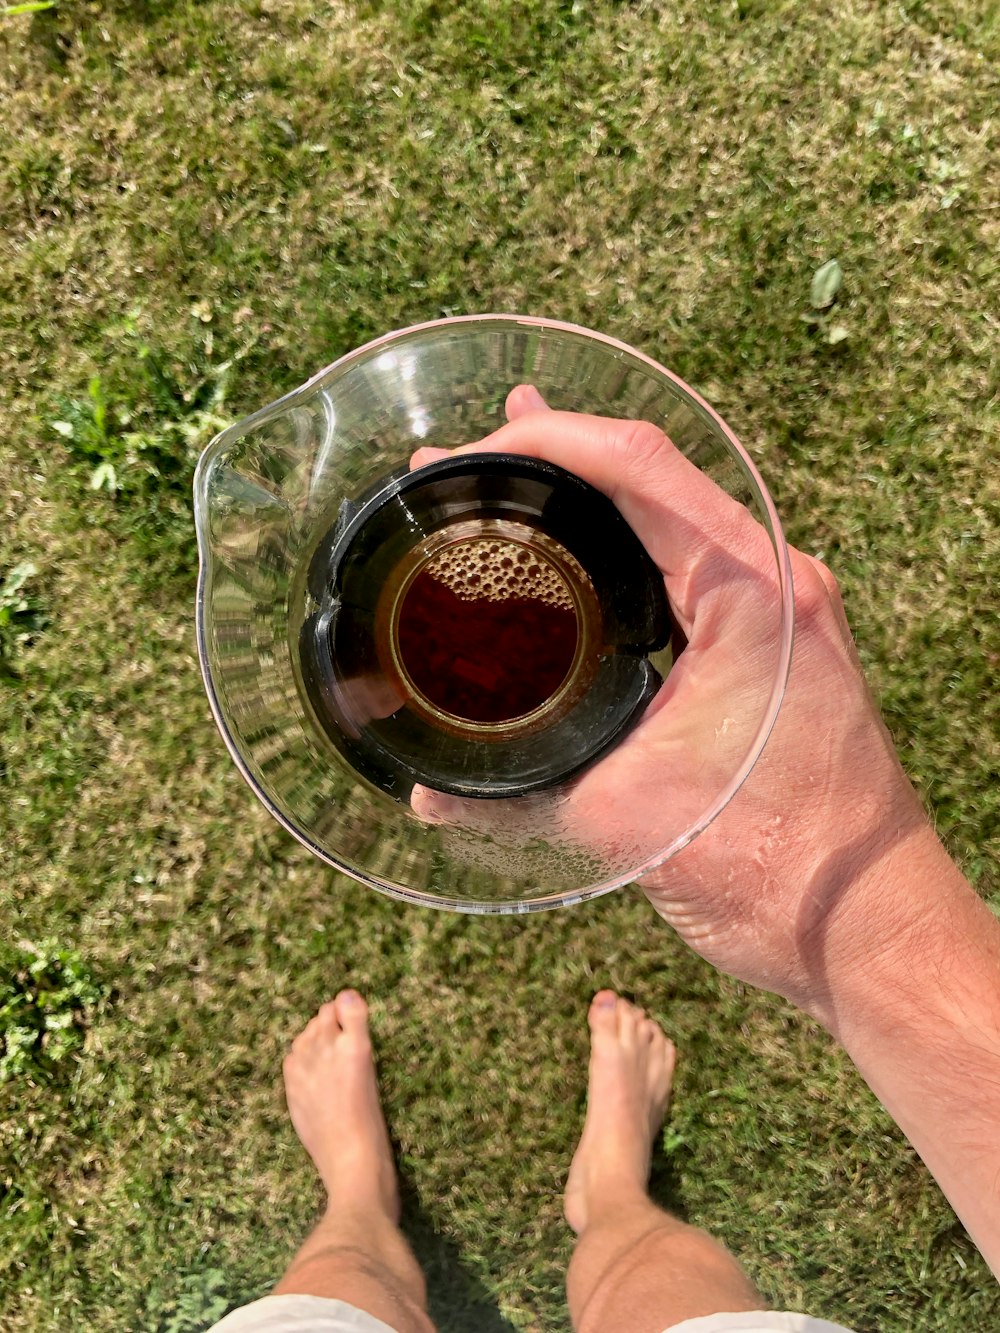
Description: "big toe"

(588, 989), (621, 1037)
(334, 989), (370, 1039)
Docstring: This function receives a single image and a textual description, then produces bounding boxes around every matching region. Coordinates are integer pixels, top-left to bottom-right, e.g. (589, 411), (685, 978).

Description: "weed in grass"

(0, 562), (48, 685)
(48, 321), (250, 579)
(145, 1266), (232, 1333)
(52, 326), (233, 493)
(0, 939), (106, 1082)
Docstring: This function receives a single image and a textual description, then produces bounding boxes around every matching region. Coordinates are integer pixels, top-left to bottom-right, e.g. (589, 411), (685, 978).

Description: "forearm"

(815, 827), (1000, 1275)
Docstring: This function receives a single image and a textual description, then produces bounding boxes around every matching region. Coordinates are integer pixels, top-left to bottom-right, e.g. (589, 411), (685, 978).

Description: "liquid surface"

(395, 539), (579, 724)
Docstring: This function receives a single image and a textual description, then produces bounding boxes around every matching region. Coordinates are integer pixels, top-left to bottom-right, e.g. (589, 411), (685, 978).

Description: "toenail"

(595, 992), (615, 1008)
(341, 990), (359, 1005)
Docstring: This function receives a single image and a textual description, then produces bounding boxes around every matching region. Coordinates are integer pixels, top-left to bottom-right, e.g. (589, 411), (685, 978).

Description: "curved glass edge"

(192, 313), (796, 914)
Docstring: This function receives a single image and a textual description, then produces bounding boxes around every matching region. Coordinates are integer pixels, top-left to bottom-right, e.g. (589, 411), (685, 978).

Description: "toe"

(662, 1035), (677, 1076)
(334, 989), (370, 1037)
(317, 999), (340, 1030)
(290, 1004), (333, 1052)
(588, 990), (619, 1037)
(617, 1000), (642, 1047)
(648, 1033), (678, 1102)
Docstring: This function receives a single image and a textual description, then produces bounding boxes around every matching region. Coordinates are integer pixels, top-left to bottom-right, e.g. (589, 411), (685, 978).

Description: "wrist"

(803, 821), (998, 1044)
(803, 820), (1000, 1278)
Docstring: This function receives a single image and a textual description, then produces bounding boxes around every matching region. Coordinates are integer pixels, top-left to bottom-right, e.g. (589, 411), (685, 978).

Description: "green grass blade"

(0, 2), (57, 15)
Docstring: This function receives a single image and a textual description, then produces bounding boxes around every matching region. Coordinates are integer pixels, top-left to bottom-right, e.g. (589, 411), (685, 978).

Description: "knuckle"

(612, 418), (670, 471)
(810, 554), (843, 601)
(792, 554), (838, 625)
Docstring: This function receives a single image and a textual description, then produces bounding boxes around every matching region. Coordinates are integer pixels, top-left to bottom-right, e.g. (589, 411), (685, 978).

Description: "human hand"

(410, 388), (933, 1017)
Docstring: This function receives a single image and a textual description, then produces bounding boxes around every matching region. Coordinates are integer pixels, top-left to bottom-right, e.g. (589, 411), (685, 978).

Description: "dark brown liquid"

(396, 569), (579, 724)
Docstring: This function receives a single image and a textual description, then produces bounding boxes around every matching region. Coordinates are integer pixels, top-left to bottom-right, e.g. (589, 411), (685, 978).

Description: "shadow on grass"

(648, 1140), (690, 1226)
(397, 1139), (687, 1333)
(399, 1179), (519, 1333)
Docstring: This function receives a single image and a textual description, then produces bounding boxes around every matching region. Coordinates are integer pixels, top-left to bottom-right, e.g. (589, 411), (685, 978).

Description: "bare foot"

(564, 991), (676, 1235)
(282, 990), (399, 1222)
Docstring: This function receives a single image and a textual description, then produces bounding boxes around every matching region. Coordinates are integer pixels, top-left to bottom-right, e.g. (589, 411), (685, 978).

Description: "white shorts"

(207, 1294), (857, 1333)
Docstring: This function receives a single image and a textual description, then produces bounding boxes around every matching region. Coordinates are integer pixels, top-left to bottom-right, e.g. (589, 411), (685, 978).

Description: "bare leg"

(275, 991), (435, 1333)
(565, 992), (765, 1333)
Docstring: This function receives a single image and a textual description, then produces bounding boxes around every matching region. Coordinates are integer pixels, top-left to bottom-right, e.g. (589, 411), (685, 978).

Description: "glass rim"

(194, 313), (795, 913)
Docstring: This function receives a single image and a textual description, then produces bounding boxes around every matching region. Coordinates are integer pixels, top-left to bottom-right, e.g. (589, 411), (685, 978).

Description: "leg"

(275, 990), (435, 1333)
(565, 992), (765, 1333)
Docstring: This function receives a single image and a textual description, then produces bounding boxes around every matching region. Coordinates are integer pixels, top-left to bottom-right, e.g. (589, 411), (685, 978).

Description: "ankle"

(567, 1180), (658, 1239)
(317, 1149), (399, 1220)
(320, 1192), (399, 1236)
(580, 1188), (662, 1230)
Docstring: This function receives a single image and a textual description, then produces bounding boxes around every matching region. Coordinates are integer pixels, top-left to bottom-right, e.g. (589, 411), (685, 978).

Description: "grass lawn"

(1, 1), (998, 1329)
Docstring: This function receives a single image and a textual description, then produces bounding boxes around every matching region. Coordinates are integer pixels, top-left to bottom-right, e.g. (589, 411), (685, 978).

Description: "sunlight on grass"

(1, 1), (997, 1329)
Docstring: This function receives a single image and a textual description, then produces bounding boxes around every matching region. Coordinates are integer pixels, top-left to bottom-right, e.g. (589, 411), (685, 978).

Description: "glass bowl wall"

(194, 315), (793, 912)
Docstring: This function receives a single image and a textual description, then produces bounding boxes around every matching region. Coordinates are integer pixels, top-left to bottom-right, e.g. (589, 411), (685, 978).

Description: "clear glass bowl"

(194, 315), (793, 913)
